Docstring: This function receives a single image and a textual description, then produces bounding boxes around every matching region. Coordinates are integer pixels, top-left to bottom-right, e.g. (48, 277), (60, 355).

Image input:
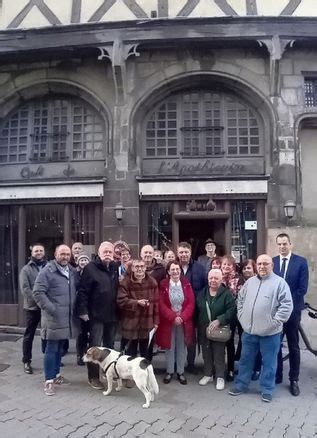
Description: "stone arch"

(0, 79), (113, 156)
(130, 71), (277, 170)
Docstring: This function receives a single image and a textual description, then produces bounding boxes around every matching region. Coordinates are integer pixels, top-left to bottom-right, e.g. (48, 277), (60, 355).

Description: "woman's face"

(121, 250), (131, 263)
(211, 259), (221, 269)
(78, 257), (89, 269)
(221, 259), (235, 274)
(164, 250), (176, 262)
(168, 263), (181, 282)
(243, 262), (255, 279)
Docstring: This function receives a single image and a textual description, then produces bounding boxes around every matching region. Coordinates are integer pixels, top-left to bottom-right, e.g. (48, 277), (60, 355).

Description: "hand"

(153, 325), (158, 331)
(209, 319), (220, 330)
(174, 316), (183, 326)
(80, 314), (89, 322)
(138, 299), (149, 307)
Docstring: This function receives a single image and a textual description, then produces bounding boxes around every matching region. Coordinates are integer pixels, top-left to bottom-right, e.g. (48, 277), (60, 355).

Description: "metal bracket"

(98, 40), (140, 104)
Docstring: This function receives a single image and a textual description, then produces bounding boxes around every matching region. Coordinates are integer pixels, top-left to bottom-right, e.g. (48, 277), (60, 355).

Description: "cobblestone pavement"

(0, 333), (317, 438)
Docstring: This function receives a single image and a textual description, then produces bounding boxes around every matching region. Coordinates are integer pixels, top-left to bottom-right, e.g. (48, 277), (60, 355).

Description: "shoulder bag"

(205, 300), (231, 342)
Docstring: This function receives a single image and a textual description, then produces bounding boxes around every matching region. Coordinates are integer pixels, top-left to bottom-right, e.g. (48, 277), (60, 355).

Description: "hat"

(77, 253), (90, 263)
(205, 238), (215, 245)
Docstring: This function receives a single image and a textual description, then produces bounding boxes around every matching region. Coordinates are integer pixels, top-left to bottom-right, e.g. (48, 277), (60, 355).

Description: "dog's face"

(83, 347), (111, 365)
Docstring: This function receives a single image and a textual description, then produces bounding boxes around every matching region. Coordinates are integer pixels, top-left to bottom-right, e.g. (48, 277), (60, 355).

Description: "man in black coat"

(77, 241), (119, 390)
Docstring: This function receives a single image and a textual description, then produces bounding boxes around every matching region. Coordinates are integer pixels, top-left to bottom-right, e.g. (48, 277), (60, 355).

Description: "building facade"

(0, 0), (317, 325)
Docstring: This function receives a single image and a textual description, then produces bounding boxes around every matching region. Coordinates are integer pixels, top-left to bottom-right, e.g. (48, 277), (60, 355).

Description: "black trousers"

(276, 311), (301, 382)
(121, 337), (153, 362)
(22, 309), (41, 363)
(226, 319), (237, 374)
(76, 320), (90, 359)
(87, 320), (117, 381)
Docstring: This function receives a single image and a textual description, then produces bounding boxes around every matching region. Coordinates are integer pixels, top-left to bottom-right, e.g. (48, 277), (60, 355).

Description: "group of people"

(19, 233), (308, 402)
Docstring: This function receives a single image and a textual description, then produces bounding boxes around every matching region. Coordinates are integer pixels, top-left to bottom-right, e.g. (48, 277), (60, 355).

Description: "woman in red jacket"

(156, 261), (195, 385)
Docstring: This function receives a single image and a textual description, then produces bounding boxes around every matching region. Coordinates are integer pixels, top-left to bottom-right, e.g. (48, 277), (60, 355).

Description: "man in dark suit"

(273, 233), (309, 396)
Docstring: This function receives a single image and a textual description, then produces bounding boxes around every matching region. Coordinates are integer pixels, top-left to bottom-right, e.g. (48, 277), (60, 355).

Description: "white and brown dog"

(83, 347), (159, 408)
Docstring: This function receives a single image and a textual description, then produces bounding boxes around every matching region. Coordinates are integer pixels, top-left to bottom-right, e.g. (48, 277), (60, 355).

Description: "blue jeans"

(44, 339), (67, 381)
(235, 332), (281, 395)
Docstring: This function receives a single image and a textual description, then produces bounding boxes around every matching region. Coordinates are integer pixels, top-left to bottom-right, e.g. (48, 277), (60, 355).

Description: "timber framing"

(1, 17), (317, 56)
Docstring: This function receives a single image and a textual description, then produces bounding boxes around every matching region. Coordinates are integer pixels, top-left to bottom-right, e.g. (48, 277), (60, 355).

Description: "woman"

(118, 247), (132, 280)
(156, 261), (195, 385)
(117, 258), (159, 361)
(75, 253), (90, 366)
(196, 268), (236, 390)
(163, 249), (176, 266)
(221, 255), (241, 381)
(211, 256), (222, 270)
(236, 259), (261, 380)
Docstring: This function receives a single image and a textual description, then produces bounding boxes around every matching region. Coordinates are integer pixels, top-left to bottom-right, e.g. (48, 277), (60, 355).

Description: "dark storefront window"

(26, 205), (64, 260)
(146, 202), (173, 250)
(231, 200), (257, 262)
(71, 203), (97, 245)
(304, 77), (317, 107)
(145, 90), (261, 158)
(0, 98), (107, 163)
(0, 206), (19, 304)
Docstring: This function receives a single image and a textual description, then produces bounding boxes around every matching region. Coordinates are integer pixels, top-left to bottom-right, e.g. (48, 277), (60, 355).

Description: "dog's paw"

(115, 386), (122, 392)
(142, 403), (150, 408)
(102, 390), (111, 396)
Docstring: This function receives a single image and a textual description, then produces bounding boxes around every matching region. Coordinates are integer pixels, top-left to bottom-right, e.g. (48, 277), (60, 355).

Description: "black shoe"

(251, 371), (260, 381)
(163, 373), (173, 384)
(24, 362), (33, 374)
(290, 381), (300, 396)
(226, 371), (234, 382)
(186, 365), (197, 375)
(177, 373), (187, 385)
(77, 356), (85, 366)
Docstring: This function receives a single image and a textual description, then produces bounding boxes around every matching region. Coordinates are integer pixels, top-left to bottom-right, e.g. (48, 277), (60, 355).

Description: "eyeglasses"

(133, 265), (146, 270)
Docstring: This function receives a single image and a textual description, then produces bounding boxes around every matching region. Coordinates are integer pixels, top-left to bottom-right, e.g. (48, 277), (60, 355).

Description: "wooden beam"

(1, 17), (317, 55)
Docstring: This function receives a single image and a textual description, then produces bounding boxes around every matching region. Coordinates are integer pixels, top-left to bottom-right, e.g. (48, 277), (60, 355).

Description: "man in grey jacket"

(229, 254), (293, 403)
(19, 243), (47, 374)
(33, 244), (77, 396)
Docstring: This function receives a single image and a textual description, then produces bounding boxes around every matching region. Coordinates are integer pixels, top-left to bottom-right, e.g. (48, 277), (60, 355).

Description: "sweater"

(238, 272), (293, 336)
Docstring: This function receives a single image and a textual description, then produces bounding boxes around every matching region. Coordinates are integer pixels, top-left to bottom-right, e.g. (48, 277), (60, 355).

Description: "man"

(229, 254), (293, 403)
(77, 241), (119, 390)
(177, 241), (207, 373)
(19, 243), (47, 374)
(140, 245), (166, 284)
(33, 244), (77, 396)
(198, 238), (217, 276)
(273, 233), (309, 396)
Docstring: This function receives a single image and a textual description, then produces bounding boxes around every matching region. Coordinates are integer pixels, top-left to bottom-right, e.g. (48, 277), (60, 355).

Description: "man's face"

(256, 255), (273, 277)
(208, 269), (223, 290)
(98, 243), (114, 264)
(140, 245), (154, 264)
(72, 242), (83, 257)
(177, 246), (191, 265)
(31, 245), (45, 260)
(55, 245), (71, 266)
(276, 236), (292, 257)
(205, 243), (216, 255)
(131, 261), (146, 281)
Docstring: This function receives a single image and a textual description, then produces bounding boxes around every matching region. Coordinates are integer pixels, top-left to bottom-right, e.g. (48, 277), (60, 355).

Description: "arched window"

(145, 90), (262, 158)
(0, 97), (107, 163)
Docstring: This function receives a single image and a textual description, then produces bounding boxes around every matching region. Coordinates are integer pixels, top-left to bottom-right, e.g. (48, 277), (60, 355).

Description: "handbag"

(205, 301), (231, 342)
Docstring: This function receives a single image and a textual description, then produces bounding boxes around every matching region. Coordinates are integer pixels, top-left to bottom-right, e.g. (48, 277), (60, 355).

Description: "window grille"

(304, 78), (317, 107)
(0, 98), (107, 163)
(145, 90), (261, 158)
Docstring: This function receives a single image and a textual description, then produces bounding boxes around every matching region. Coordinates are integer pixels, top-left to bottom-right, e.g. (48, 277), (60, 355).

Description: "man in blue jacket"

(177, 241), (207, 373)
(273, 233), (309, 396)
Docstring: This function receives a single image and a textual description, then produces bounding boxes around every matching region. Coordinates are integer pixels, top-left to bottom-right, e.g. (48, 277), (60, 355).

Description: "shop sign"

(142, 157), (264, 176)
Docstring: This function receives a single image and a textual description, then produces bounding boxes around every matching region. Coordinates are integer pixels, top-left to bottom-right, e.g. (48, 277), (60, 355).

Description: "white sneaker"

(199, 376), (213, 386)
(216, 378), (225, 391)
